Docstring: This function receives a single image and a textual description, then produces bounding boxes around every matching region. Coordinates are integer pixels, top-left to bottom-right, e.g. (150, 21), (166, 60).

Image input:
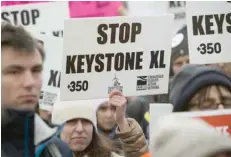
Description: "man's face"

(189, 85), (231, 111)
(97, 102), (116, 131)
(172, 55), (189, 75)
(61, 119), (93, 152)
(1, 47), (43, 110)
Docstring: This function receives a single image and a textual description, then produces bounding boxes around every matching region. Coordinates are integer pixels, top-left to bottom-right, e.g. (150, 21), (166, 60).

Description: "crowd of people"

(1, 1), (231, 157)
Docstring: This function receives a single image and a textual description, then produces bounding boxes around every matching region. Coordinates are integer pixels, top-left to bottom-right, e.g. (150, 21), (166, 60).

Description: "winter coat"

(1, 108), (72, 157)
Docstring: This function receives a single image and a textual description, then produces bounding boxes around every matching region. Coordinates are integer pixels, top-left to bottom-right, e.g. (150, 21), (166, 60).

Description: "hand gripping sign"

(61, 15), (174, 100)
(1, 1), (69, 38)
(186, 1), (231, 64)
(35, 33), (63, 111)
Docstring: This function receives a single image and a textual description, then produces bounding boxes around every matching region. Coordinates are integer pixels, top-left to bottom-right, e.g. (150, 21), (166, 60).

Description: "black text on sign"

(97, 23), (142, 44)
(66, 52), (143, 74)
(192, 13), (231, 35)
(2, 9), (40, 26)
(48, 70), (61, 88)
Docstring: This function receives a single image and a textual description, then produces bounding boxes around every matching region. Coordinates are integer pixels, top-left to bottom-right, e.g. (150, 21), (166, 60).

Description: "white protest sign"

(186, 1), (231, 64)
(1, 2), (69, 38)
(149, 103), (173, 138)
(36, 34), (63, 111)
(167, 1), (186, 34)
(162, 109), (231, 136)
(127, 1), (186, 34)
(61, 15), (174, 100)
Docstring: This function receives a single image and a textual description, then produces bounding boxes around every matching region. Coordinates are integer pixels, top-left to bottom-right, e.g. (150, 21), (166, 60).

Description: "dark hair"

(73, 127), (121, 157)
(1, 21), (45, 61)
(209, 152), (231, 157)
(188, 85), (231, 111)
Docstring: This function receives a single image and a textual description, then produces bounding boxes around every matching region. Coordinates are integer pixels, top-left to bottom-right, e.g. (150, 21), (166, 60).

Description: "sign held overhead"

(61, 15), (174, 101)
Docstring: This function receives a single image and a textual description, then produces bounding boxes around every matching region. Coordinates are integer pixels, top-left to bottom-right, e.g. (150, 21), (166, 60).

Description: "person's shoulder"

(51, 137), (73, 157)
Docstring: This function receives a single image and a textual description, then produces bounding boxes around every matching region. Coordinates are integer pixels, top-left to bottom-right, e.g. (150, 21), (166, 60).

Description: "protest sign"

(36, 34), (63, 111)
(186, 1), (231, 64)
(61, 15), (174, 100)
(150, 104), (231, 146)
(127, 1), (186, 34)
(172, 110), (231, 136)
(1, 1), (69, 38)
(149, 103), (173, 136)
(168, 1), (186, 34)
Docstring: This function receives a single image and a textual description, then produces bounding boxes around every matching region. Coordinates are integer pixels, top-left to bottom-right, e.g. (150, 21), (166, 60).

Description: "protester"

(52, 91), (148, 157)
(96, 99), (124, 154)
(170, 25), (189, 77)
(170, 64), (231, 112)
(126, 96), (150, 139)
(151, 116), (231, 157)
(1, 22), (72, 157)
(154, 25), (190, 104)
(96, 100), (118, 139)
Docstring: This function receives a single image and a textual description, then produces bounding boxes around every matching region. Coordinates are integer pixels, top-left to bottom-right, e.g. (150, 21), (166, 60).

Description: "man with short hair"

(1, 22), (72, 157)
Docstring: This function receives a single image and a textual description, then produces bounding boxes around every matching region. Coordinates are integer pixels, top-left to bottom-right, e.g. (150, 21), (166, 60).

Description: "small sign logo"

(108, 74), (123, 94)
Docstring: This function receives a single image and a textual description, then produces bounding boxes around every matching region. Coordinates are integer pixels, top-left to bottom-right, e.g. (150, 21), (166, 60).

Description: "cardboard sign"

(61, 15), (174, 100)
(168, 1), (186, 34)
(36, 34), (63, 111)
(186, 1), (231, 64)
(1, 1), (69, 38)
(149, 103), (173, 136)
(127, 1), (186, 34)
(172, 110), (231, 136)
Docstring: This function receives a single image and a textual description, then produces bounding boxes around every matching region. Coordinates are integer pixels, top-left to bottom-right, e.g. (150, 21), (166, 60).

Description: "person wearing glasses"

(169, 64), (231, 112)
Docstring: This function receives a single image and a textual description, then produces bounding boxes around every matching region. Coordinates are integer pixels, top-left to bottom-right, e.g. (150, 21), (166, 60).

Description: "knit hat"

(52, 99), (108, 128)
(170, 64), (231, 112)
(171, 25), (189, 63)
(151, 116), (231, 157)
(170, 25), (189, 76)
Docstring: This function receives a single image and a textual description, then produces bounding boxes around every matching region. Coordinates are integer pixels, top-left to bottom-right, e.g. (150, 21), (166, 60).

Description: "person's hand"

(109, 90), (129, 130)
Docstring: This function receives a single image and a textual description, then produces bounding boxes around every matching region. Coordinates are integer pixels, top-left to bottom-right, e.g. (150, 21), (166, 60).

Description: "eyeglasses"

(189, 97), (231, 110)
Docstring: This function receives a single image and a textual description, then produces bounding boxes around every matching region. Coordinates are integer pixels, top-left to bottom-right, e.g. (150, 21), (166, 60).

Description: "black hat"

(171, 25), (189, 63)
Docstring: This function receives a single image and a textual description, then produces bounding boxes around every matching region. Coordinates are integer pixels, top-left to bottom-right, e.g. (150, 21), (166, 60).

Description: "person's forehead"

(174, 55), (189, 62)
(67, 118), (91, 123)
(2, 47), (42, 67)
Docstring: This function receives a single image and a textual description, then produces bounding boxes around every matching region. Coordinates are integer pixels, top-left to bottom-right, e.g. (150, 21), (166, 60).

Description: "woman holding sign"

(52, 90), (148, 157)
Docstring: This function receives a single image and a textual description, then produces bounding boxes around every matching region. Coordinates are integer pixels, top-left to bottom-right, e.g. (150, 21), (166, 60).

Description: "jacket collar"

(35, 114), (57, 146)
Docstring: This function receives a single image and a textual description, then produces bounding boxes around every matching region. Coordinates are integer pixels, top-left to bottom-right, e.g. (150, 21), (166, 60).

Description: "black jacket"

(1, 108), (72, 157)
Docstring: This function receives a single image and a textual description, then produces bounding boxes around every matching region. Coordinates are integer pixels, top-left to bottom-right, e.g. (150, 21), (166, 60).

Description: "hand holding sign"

(109, 90), (128, 131)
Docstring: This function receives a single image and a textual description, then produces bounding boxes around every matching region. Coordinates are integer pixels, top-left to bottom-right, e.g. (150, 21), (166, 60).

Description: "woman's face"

(189, 85), (231, 111)
(60, 118), (94, 152)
